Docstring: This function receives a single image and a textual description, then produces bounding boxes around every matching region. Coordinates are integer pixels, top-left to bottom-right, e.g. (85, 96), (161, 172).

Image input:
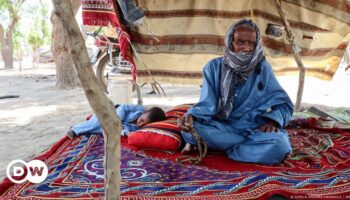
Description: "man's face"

(136, 112), (151, 128)
(232, 26), (257, 53)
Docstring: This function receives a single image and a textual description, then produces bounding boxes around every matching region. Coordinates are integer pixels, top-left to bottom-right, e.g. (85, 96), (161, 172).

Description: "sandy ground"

(0, 61), (349, 182)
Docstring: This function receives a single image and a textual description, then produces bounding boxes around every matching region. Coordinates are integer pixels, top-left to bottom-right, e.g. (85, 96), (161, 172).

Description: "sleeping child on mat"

(66, 104), (167, 139)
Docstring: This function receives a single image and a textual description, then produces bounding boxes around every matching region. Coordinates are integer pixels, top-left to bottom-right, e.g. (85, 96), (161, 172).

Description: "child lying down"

(66, 104), (167, 139)
(66, 104), (196, 155)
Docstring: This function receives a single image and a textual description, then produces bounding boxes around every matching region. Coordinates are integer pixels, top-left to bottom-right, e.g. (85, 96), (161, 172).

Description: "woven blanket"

(1, 124), (350, 199)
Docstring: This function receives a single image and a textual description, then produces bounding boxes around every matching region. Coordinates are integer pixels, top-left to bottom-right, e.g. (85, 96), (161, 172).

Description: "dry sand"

(0, 61), (349, 182)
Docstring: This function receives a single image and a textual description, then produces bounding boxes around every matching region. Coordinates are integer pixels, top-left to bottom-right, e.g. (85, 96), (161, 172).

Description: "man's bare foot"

(181, 143), (192, 154)
(66, 129), (76, 139)
(345, 65), (350, 72)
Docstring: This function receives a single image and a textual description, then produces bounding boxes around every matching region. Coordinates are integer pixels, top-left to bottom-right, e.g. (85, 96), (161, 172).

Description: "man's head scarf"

(216, 19), (264, 120)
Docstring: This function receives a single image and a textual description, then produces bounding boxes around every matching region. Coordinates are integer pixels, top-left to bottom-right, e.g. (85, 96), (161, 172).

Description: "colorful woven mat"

(1, 124), (350, 199)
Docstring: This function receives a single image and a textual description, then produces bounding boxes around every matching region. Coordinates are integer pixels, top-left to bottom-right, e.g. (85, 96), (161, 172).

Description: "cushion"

(165, 104), (193, 119)
(127, 104), (193, 151)
(128, 119), (183, 151)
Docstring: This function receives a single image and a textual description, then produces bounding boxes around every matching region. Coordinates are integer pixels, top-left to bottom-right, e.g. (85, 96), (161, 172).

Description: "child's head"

(136, 107), (167, 128)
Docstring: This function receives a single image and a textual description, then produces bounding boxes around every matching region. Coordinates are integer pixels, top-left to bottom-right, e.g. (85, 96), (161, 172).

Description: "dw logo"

(6, 160), (48, 184)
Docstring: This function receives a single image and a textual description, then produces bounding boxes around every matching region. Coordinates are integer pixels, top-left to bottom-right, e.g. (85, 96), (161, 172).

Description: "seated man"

(67, 104), (167, 138)
(178, 19), (293, 164)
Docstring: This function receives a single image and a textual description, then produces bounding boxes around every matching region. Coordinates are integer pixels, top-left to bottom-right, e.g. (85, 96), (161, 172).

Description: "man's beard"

(235, 51), (253, 56)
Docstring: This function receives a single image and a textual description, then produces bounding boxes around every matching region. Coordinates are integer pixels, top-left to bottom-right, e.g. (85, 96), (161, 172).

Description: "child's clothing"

(71, 104), (144, 136)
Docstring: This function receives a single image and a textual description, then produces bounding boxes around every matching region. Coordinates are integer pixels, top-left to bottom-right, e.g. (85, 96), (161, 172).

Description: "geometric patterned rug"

(1, 125), (350, 199)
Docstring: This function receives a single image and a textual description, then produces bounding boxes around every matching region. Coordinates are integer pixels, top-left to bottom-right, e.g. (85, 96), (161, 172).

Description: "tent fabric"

(82, 0), (137, 80)
(130, 0), (350, 84)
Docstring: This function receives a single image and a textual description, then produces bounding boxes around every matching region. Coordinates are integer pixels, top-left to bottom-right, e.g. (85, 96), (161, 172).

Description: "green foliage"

(1, 0), (52, 48)
(24, 0), (51, 50)
(0, 0), (11, 9)
(13, 23), (24, 50)
(0, 0), (21, 54)
(0, 0), (12, 28)
(39, 0), (50, 44)
(0, 0), (54, 64)
(1, 0), (53, 57)
(27, 17), (45, 51)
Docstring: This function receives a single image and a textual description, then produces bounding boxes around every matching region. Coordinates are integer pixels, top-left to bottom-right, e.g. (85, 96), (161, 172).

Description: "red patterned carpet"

(1, 119), (350, 199)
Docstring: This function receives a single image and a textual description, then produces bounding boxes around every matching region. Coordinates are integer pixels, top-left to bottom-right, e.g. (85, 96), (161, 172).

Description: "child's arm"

(116, 104), (145, 122)
(120, 124), (132, 136)
(120, 123), (139, 136)
(121, 129), (129, 136)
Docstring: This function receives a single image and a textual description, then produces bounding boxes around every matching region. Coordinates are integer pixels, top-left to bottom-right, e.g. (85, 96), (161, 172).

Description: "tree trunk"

(51, 1), (122, 199)
(0, 0), (25, 69)
(1, 42), (13, 69)
(0, 19), (17, 69)
(0, 25), (3, 65)
(32, 46), (36, 68)
(51, 0), (81, 89)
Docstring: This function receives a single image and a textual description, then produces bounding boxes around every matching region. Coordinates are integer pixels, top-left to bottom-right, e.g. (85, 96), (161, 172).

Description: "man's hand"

(258, 120), (279, 132)
(177, 114), (193, 131)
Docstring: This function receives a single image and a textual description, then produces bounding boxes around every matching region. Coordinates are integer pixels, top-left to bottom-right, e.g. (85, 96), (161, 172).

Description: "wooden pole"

(275, 0), (306, 111)
(51, 1), (121, 199)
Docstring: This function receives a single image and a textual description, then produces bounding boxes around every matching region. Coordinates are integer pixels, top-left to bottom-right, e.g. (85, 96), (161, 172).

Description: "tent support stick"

(275, 0), (305, 111)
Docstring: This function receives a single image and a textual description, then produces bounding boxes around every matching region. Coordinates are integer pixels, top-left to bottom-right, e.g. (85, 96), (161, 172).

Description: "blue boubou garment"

(182, 57), (294, 164)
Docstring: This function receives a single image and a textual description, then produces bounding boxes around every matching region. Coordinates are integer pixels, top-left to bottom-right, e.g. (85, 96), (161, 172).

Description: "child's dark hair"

(145, 107), (167, 123)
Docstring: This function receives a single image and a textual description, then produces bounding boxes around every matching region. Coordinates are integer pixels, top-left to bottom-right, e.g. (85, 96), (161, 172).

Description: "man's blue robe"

(182, 57), (293, 164)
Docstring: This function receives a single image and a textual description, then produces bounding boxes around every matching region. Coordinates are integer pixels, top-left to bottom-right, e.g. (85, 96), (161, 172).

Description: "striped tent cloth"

(129, 0), (350, 84)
